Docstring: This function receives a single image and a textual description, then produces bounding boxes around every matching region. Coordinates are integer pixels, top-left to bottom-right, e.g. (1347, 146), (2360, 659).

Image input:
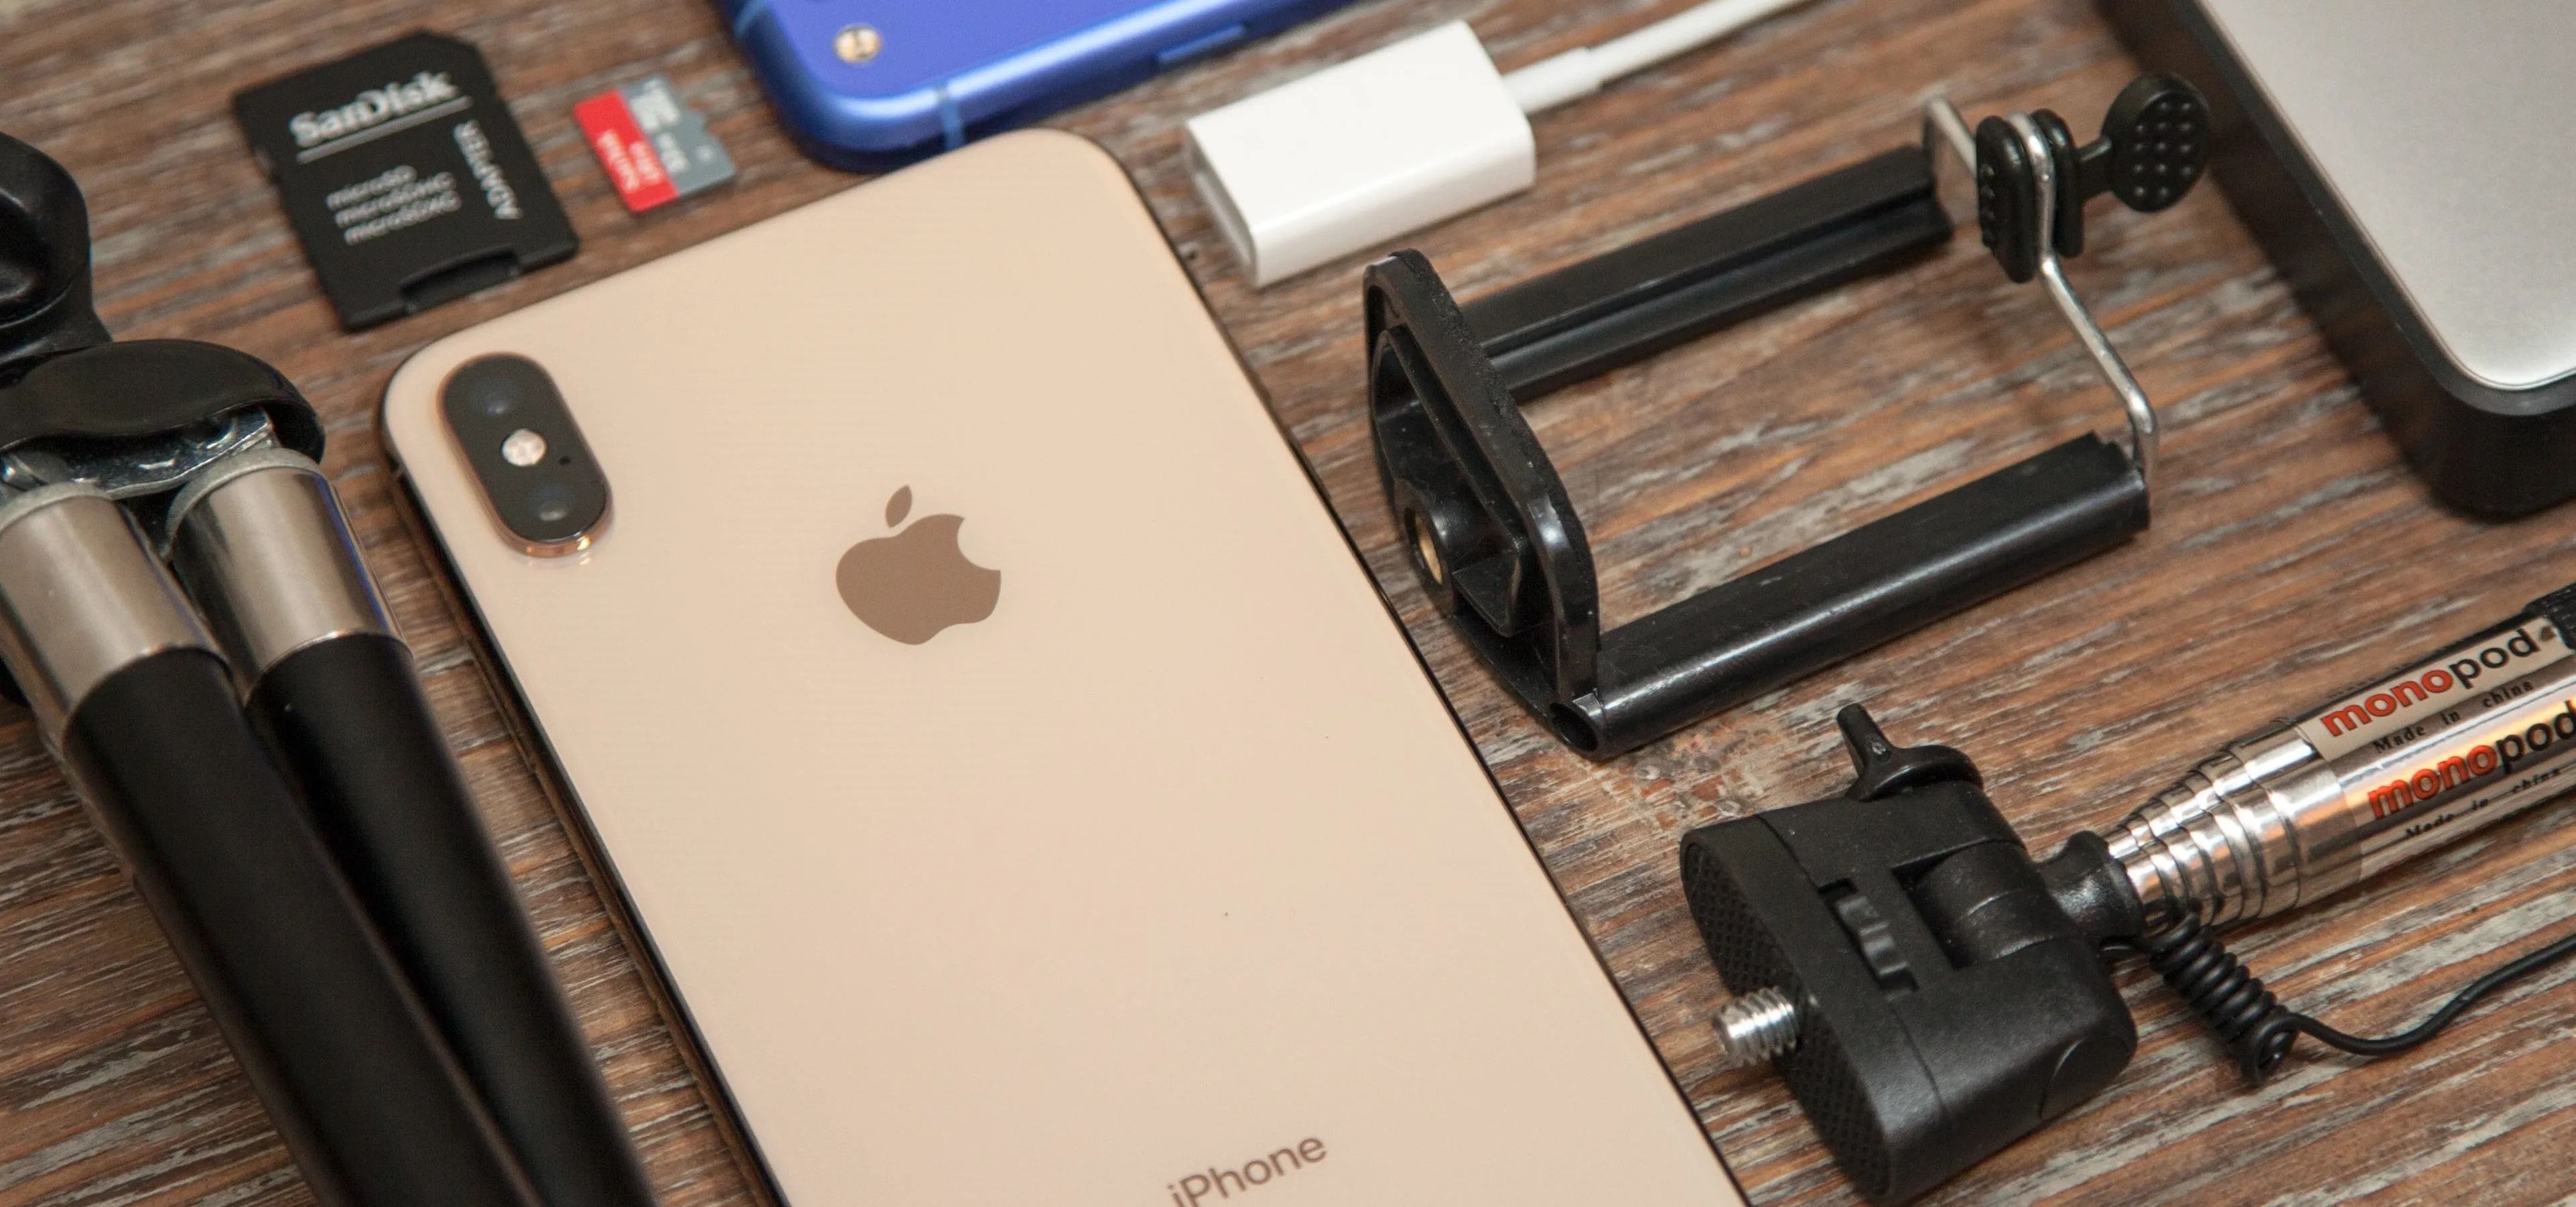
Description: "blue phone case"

(722, 0), (1360, 170)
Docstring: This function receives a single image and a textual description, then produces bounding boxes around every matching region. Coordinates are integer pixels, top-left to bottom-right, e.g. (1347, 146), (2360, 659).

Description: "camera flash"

(501, 428), (548, 467)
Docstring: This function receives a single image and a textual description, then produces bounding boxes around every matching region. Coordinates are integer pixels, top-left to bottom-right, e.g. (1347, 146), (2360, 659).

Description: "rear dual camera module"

(441, 355), (610, 554)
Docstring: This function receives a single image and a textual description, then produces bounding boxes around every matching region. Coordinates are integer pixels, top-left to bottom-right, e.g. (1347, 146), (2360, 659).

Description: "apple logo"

(835, 485), (1002, 644)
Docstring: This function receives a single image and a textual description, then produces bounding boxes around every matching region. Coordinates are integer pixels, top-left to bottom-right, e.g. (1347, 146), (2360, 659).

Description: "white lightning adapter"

(1184, 0), (1816, 286)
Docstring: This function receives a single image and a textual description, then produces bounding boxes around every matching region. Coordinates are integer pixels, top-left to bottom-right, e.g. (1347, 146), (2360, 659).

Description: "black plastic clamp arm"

(1367, 90), (2183, 758)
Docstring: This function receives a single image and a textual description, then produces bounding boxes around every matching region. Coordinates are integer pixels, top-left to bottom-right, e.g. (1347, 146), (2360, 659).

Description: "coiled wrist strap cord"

(2138, 914), (2576, 1083)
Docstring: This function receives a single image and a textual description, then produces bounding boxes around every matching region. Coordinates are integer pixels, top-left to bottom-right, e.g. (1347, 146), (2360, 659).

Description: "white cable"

(1505, 0), (1816, 113)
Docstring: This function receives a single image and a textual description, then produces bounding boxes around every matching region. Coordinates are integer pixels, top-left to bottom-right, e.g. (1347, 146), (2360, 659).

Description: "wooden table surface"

(7, 0), (2576, 1202)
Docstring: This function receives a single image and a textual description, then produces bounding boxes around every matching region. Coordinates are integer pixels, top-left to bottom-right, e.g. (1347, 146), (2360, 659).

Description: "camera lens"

(529, 483), (576, 525)
(444, 355), (608, 554)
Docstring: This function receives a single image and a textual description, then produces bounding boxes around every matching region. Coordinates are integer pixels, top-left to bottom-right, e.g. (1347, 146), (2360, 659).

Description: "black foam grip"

(61, 647), (533, 1207)
(251, 633), (655, 1207)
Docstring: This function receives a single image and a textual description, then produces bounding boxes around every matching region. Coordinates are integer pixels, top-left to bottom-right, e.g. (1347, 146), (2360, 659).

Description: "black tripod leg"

(167, 450), (657, 1207)
(0, 484), (535, 1207)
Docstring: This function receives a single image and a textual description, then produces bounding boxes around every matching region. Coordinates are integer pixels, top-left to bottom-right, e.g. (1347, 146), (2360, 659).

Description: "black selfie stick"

(3, 133), (651, 1203)
(163, 446), (659, 1207)
(0, 136), (537, 1206)
(1686, 584), (2576, 1203)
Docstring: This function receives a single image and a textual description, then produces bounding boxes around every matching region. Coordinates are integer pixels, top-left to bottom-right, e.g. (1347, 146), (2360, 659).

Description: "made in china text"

(2319, 624), (2555, 740)
(2366, 697), (2576, 819)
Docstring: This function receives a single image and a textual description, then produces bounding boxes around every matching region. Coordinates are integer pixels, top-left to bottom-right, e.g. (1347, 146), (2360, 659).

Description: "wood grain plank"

(5, 0), (2573, 1202)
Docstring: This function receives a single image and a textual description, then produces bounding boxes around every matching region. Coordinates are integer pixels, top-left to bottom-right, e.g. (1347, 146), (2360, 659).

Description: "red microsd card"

(575, 76), (734, 214)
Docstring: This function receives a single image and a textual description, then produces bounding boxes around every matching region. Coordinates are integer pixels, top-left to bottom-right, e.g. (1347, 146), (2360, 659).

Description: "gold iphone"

(383, 130), (1741, 1206)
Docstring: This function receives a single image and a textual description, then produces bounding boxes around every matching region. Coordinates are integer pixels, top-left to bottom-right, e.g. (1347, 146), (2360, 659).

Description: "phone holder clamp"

(1365, 76), (2207, 758)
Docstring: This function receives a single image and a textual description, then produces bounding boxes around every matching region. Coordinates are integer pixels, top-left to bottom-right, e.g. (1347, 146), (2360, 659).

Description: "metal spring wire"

(2139, 913), (2576, 1084)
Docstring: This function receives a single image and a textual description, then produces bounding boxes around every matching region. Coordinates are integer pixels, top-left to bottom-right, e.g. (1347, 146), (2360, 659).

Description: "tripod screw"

(1712, 986), (1801, 1069)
